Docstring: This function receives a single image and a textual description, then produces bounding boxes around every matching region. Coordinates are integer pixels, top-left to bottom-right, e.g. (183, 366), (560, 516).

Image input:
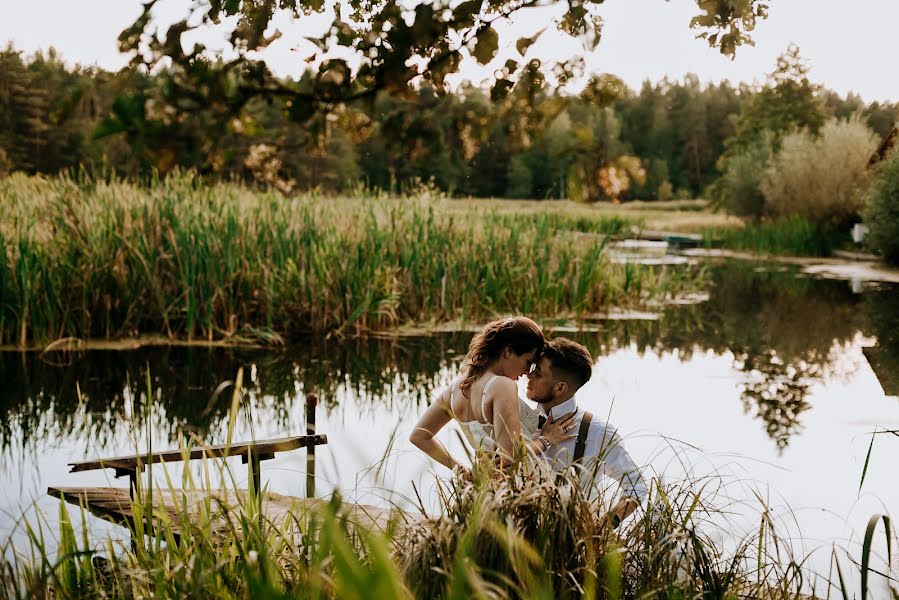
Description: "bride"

(410, 316), (576, 473)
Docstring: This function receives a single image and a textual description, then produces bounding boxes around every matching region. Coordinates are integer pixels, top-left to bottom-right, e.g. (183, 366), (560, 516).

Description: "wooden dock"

(49, 393), (417, 546)
(49, 486), (403, 543)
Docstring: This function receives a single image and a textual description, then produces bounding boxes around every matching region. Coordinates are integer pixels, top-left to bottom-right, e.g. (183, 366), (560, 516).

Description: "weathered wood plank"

(68, 435), (328, 473)
(47, 486), (407, 541)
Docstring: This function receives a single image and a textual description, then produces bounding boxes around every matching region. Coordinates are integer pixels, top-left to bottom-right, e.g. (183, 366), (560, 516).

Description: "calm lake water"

(1, 259), (897, 593)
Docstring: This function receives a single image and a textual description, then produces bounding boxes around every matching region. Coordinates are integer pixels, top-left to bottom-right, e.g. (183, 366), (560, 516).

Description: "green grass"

(706, 216), (848, 257)
(0, 173), (707, 347)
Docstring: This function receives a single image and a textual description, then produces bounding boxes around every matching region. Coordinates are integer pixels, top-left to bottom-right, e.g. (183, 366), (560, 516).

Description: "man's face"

(525, 356), (556, 404)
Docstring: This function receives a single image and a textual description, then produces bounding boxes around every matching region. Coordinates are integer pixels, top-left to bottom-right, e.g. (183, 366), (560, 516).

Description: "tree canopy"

(109, 0), (769, 161)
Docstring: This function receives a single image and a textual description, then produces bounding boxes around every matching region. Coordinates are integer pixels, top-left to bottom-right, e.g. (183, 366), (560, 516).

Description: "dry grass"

(448, 197), (744, 233)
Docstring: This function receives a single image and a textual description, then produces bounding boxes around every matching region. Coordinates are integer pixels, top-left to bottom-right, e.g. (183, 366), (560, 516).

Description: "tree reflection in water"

(0, 261), (896, 458)
(0, 334), (471, 458)
(735, 349), (819, 452)
(594, 262), (888, 453)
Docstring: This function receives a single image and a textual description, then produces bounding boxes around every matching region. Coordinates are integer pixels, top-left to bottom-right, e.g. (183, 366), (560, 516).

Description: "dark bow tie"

(538, 415), (547, 430)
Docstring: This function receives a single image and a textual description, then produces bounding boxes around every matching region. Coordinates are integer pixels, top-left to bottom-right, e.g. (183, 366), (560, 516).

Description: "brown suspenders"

(572, 411), (593, 464)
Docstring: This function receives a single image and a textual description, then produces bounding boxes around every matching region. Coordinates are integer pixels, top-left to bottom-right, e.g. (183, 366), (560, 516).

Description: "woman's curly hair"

(459, 316), (545, 397)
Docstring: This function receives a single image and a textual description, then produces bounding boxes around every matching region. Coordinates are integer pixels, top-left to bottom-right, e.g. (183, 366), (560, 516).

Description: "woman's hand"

(540, 411), (579, 446)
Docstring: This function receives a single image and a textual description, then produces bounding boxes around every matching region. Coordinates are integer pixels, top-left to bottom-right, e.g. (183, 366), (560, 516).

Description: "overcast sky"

(2, 0), (897, 103)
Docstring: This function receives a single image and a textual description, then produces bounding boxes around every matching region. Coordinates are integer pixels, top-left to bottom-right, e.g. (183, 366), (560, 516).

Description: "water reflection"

(0, 262), (896, 459)
(597, 264), (897, 451)
(0, 335), (470, 456)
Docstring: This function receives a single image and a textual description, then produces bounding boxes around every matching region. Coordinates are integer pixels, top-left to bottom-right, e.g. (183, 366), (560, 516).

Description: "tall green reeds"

(0, 173), (705, 347)
(707, 216), (847, 257)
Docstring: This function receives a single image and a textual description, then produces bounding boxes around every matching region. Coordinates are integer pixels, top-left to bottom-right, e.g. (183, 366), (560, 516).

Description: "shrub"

(506, 155), (533, 198)
(657, 180), (673, 201)
(863, 149), (899, 264)
(761, 116), (877, 227)
(710, 131), (773, 217)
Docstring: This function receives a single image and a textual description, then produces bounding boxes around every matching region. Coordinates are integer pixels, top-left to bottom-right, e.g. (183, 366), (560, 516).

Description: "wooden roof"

(869, 124), (898, 168)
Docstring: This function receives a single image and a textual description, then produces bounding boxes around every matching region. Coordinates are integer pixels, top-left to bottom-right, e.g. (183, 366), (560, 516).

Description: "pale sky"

(1, 0), (897, 103)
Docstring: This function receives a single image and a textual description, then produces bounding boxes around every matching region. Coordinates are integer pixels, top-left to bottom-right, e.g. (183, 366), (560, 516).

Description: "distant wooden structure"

(869, 124), (898, 168)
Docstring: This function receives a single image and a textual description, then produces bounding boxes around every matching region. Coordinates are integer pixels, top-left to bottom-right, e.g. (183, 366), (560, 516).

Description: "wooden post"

(306, 393), (317, 498)
(115, 466), (140, 552)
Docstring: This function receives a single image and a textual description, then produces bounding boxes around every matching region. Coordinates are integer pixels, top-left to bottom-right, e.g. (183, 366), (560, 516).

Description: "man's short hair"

(541, 338), (593, 390)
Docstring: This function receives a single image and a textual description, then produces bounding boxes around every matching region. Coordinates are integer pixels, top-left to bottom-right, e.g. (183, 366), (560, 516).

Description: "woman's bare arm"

(409, 385), (463, 471)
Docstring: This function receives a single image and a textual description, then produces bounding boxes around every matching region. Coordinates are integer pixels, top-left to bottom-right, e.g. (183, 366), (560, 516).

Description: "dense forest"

(1, 43), (897, 201)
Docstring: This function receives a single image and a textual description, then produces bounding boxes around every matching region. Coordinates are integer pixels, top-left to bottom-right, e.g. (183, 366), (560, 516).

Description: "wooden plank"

(48, 486), (408, 541)
(68, 435), (328, 473)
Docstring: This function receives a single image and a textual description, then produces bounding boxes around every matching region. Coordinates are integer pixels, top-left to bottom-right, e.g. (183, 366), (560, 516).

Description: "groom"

(526, 337), (647, 526)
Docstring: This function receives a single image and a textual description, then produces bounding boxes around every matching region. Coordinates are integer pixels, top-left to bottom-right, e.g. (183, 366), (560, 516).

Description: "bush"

(506, 155), (533, 198)
(710, 131), (773, 217)
(656, 180), (673, 201)
(863, 150), (899, 264)
(761, 116), (877, 227)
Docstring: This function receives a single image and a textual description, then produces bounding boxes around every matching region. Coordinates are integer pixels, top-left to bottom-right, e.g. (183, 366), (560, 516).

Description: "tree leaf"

(472, 27), (499, 65)
(516, 30), (543, 56)
(452, 0), (481, 29)
(490, 78), (514, 101)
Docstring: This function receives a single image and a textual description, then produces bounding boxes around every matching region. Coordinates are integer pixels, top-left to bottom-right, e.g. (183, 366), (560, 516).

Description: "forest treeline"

(1, 43), (897, 201)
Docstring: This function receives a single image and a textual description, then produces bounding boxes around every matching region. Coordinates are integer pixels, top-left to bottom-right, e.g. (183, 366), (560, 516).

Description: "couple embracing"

(410, 316), (647, 526)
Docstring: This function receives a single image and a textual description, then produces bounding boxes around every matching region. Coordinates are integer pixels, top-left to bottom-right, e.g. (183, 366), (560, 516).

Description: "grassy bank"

(0, 174), (707, 348)
(457, 197), (849, 258)
(705, 217), (848, 257)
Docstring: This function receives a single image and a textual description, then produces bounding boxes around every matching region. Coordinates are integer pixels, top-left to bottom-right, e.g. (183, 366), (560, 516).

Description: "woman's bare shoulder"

(488, 376), (519, 398)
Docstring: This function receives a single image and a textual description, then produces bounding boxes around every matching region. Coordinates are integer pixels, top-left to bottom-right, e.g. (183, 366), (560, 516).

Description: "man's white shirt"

(534, 395), (648, 503)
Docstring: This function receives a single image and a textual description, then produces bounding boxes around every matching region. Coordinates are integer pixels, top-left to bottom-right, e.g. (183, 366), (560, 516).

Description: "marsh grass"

(0, 173), (707, 347)
(707, 217), (847, 257)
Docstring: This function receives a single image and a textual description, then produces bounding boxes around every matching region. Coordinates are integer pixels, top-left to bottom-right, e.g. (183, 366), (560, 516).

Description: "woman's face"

(504, 348), (539, 379)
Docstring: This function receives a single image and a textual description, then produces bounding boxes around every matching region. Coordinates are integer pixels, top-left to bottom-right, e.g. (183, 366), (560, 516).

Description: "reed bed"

(706, 217), (847, 257)
(0, 173), (707, 347)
